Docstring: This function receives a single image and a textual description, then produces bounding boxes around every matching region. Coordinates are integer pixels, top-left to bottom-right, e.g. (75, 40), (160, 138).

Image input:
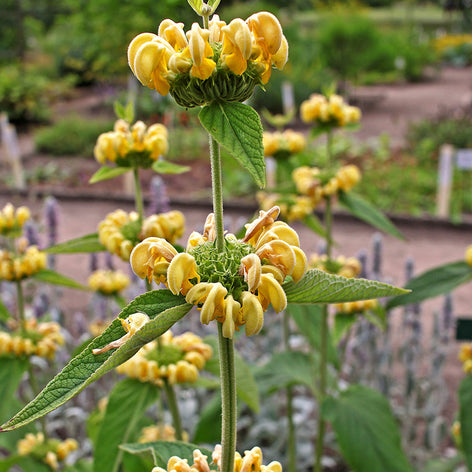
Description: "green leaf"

(257, 351), (315, 395)
(459, 376), (472, 471)
(0, 456), (50, 472)
(203, 336), (260, 412)
(199, 102), (265, 188)
(94, 379), (158, 472)
(32, 269), (88, 290)
(90, 166), (131, 183)
(186, 0), (203, 15)
(0, 296), (11, 321)
(302, 214), (329, 240)
(152, 160), (190, 175)
(322, 385), (414, 472)
(45, 233), (105, 254)
(333, 313), (358, 345)
(283, 269), (409, 304)
(287, 304), (339, 367)
(0, 358), (28, 422)
(207, 0), (221, 14)
(339, 191), (404, 240)
(120, 441), (213, 469)
(386, 261), (472, 309)
(193, 394), (222, 444)
(1, 290), (191, 432)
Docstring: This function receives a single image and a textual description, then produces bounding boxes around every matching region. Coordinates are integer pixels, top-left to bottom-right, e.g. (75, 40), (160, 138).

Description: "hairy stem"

(218, 322), (237, 472)
(163, 379), (183, 440)
(209, 135), (225, 252)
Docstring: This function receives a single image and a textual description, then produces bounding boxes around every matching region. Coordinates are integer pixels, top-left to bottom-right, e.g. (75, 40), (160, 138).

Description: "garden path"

(351, 67), (472, 146)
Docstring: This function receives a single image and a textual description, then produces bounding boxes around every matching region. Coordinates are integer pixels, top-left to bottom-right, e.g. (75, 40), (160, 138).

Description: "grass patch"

(34, 115), (114, 157)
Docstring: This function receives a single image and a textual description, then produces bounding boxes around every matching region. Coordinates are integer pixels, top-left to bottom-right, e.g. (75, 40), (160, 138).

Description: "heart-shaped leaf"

(199, 102), (265, 188)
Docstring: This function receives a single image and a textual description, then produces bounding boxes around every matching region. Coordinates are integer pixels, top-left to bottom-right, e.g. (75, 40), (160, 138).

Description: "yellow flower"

(334, 299), (378, 314)
(0, 203), (31, 236)
(185, 23), (216, 80)
(130, 208), (307, 338)
(459, 343), (472, 363)
(466, 245), (472, 267)
(221, 19), (252, 75)
(0, 245), (47, 281)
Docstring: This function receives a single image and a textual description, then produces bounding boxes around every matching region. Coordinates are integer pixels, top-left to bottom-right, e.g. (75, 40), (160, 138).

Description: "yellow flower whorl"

(151, 445), (282, 472)
(88, 269), (130, 295)
(0, 245), (47, 281)
(115, 330), (212, 385)
(301, 93), (361, 128)
(130, 207), (307, 338)
(94, 120), (168, 168)
(465, 245), (472, 267)
(98, 209), (185, 261)
(263, 129), (306, 158)
(128, 12), (288, 107)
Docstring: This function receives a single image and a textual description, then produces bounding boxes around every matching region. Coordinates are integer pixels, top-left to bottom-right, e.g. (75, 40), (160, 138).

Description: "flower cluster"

(334, 299), (378, 315)
(263, 129), (306, 158)
(433, 34), (472, 52)
(152, 445), (281, 472)
(459, 343), (472, 374)
(300, 93), (361, 128)
(139, 424), (188, 443)
(130, 207), (307, 338)
(115, 329), (212, 386)
(0, 242), (47, 281)
(466, 245), (472, 267)
(293, 164), (361, 203)
(309, 253), (362, 279)
(0, 319), (64, 359)
(128, 12), (288, 107)
(98, 209), (185, 261)
(0, 203), (31, 237)
(88, 269), (130, 295)
(257, 192), (314, 222)
(94, 120), (168, 168)
(17, 433), (78, 470)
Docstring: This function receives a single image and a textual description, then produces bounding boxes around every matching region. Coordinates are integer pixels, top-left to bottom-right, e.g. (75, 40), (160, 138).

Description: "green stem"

(133, 167), (144, 222)
(284, 312), (296, 472)
(217, 323), (237, 472)
(16, 281), (26, 333)
(209, 132), (236, 472)
(314, 131), (334, 472)
(16, 281), (48, 439)
(163, 379), (183, 441)
(209, 135), (225, 252)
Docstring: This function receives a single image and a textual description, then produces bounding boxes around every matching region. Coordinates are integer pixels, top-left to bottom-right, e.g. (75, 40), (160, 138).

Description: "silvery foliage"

(345, 234), (453, 468)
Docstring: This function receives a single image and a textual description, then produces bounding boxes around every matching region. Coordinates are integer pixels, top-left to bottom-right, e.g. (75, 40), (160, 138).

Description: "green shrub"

(0, 65), (52, 124)
(407, 115), (472, 163)
(34, 116), (114, 156)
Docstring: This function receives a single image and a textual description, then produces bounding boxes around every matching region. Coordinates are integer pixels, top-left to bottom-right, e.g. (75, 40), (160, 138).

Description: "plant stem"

(209, 134), (236, 472)
(218, 322), (237, 472)
(133, 167), (144, 222)
(315, 131), (334, 472)
(16, 281), (48, 439)
(163, 379), (183, 441)
(209, 135), (225, 252)
(284, 311), (296, 472)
